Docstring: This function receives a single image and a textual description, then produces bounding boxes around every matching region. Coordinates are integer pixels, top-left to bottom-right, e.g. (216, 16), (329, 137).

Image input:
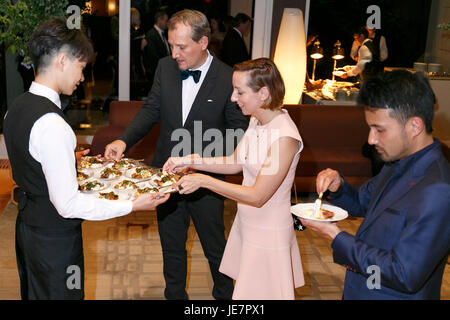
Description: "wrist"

(328, 228), (341, 241)
(202, 175), (214, 190)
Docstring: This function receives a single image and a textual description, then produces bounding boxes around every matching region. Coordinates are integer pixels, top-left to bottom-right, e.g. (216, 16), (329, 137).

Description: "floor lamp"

(273, 8), (307, 104)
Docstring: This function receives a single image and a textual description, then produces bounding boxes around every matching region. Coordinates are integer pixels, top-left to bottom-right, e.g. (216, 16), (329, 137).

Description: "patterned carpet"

(1, 199), (449, 300)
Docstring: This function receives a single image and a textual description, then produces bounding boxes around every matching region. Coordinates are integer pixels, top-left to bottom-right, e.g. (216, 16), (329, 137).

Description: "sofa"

(89, 101), (373, 192)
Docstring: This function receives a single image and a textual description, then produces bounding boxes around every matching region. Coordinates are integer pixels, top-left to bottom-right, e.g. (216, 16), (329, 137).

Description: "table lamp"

(331, 40), (345, 80)
(310, 39), (323, 81)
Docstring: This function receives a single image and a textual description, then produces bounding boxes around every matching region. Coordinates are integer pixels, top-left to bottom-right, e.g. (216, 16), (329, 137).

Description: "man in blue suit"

(300, 70), (449, 299)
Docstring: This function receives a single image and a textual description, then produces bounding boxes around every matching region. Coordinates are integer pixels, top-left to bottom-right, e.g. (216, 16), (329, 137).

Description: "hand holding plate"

(163, 154), (201, 173)
(298, 218), (341, 241)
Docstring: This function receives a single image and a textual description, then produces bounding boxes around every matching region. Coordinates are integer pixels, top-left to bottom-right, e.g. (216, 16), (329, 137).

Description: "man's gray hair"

(168, 9), (211, 42)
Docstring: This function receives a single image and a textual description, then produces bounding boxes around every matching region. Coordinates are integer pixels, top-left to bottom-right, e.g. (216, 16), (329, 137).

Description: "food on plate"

(303, 208), (335, 220)
(100, 168), (122, 179)
(80, 156), (105, 169)
(332, 70), (347, 77)
(131, 166), (156, 179)
(80, 180), (105, 192)
(113, 180), (137, 190)
(153, 171), (181, 187)
(134, 187), (159, 196)
(77, 171), (90, 181)
(112, 159), (135, 170)
(99, 191), (119, 200)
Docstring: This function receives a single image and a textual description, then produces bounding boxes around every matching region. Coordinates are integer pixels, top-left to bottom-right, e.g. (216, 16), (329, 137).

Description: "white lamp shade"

(273, 8), (307, 104)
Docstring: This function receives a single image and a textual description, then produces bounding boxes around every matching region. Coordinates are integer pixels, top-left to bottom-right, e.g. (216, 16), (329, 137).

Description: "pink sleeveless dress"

(219, 110), (305, 300)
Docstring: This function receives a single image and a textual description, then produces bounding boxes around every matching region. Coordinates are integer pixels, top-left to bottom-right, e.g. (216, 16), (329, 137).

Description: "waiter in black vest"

(105, 10), (249, 300)
(339, 27), (383, 81)
(3, 18), (169, 300)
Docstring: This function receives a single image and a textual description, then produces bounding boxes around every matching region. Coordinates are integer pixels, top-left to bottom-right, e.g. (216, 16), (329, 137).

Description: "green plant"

(0, 0), (69, 58)
(437, 22), (450, 30)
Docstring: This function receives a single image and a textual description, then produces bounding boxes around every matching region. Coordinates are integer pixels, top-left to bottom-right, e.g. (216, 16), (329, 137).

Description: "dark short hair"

(233, 58), (285, 110)
(154, 10), (167, 22)
(355, 26), (369, 38)
(28, 18), (94, 74)
(233, 13), (252, 28)
(357, 70), (435, 133)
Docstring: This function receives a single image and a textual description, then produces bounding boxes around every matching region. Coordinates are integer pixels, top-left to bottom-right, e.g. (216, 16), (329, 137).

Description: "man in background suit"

(143, 10), (170, 88)
(220, 13), (252, 67)
(105, 9), (249, 300)
(301, 70), (449, 299)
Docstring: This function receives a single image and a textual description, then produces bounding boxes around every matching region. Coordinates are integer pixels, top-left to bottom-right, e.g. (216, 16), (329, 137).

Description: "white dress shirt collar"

(29, 81), (62, 109)
(181, 50), (213, 125)
(191, 50), (213, 74)
(233, 27), (243, 38)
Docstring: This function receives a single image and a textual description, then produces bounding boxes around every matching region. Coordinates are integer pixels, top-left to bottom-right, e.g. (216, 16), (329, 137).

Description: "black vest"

(361, 39), (384, 81)
(363, 39), (380, 62)
(4, 92), (82, 228)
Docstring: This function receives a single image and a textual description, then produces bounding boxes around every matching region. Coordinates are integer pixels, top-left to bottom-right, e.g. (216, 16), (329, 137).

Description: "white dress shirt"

(347, 39), (373, 77)
(154, 24), (170, 53)
(28, 82), (132, 220)
(350, 33), (388, 62)
(181, 50), (213, 125)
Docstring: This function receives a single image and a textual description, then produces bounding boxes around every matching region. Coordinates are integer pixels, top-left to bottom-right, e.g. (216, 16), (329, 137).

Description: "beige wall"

(431, 79), (450, 144)
(230, 0), (253, 52)
(426, 0), (450, 72)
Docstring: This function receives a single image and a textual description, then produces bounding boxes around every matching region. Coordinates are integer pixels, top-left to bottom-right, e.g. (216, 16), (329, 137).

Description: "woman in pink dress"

(163, 58), (304, 299)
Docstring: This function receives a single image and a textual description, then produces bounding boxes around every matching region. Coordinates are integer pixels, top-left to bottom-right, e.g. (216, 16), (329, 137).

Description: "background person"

(164, 58), (305, 300)
(104, 9), (249, 300)
(339, 27), (383, 81)
(300, 70), (450, 300)
(350, 25), (388, 64)
(220, 13), (252, 67)
(3, 18), (169, 300)
(143, 10), (170, 89)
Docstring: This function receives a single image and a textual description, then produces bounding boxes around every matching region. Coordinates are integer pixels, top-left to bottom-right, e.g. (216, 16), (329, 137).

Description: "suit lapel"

(357, 143), (441, 236)
(166, 59), (183, 127)
(183, 58), (219, 127)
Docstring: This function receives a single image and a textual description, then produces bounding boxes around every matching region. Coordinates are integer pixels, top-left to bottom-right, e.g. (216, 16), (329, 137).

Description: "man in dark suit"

(300, 70), (449, 299)
(220, 13), (252, 67)
(143, 10), (170, 88)
(105, 9), (249, 300)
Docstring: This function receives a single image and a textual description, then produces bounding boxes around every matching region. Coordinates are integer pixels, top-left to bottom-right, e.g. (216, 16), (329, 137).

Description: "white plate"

(79, 180), (109, 193)
(96, 189), (130, 200)
(77, 170), (92, 183)
(124, 167), (157, 180)
(290, 203), (348, 222)
(109, 158), (139, 171)
(79, 156), (108, 169)
(158, 185), (178, 194)
(112, 179), (138, 191)
(97, 168), (123, 181)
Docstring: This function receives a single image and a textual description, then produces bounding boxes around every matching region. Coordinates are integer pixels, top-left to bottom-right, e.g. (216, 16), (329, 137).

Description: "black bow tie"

(180, 69), (201, 83)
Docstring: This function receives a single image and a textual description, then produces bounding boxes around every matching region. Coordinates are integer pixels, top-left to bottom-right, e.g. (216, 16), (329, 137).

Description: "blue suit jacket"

(329, 139), (449, 299)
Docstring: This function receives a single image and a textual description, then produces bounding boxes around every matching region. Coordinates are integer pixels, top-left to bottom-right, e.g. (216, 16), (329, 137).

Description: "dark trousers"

(156, 190), (234, 300)
(15, 214), (85, 300)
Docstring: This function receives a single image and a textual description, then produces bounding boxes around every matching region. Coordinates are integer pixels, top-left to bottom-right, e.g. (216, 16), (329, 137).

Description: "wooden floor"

(0, 162), (449, 300)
